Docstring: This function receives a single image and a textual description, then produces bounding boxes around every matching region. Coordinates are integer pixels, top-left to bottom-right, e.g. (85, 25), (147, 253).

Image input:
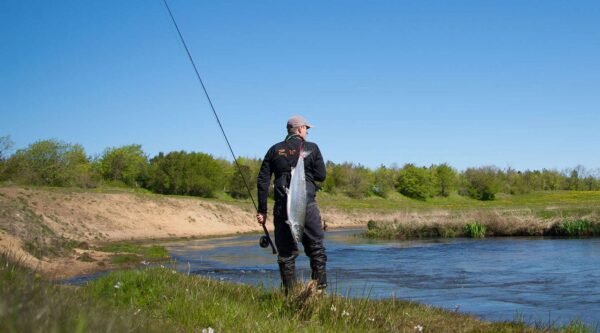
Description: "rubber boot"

(277, 255), (297, 295)
(311, 262), (327, 291)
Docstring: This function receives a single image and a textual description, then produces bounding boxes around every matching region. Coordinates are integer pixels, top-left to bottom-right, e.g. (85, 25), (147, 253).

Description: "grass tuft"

(464, 222), (486, 238)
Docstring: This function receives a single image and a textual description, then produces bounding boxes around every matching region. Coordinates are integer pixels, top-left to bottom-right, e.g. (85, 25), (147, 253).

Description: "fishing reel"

(259, 235), (270, 248)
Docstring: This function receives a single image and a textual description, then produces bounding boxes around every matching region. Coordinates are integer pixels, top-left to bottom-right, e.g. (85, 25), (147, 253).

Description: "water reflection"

(163, 229), (600, 328)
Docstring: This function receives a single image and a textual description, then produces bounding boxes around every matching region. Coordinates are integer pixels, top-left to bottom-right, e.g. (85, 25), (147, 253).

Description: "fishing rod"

(162, 0), (277, 254)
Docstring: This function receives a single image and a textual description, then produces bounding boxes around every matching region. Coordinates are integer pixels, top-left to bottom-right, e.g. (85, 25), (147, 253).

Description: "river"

(163, 229), (600, 328)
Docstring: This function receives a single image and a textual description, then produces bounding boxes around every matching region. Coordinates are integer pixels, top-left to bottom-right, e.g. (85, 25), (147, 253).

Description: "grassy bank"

(0, 253), (591, 333)
(365, 211), (600, 240)
(317, 190), (600, 240)
(317, 191), (600, 212)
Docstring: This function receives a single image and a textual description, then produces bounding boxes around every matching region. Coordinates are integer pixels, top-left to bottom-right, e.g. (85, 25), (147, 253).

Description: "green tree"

(228, 157), (261, 199)
(322, 161), (345, 194)
(565, 168), (580, 190)
(146, 151), (225, 198)
(322, 162), (371, 198)
(541, 169), (563, 190)
(0, 135), (14, 180)
(98, 145), (148, 187)
(4, 139), (91, 186)
(371, 165), (396, 198)
(344, 163), (372, 199)
(0, 135), (13, 161)
(395, 164), (433, 201)
(432, 163), (457, 197)
(460, 166), (500, 201)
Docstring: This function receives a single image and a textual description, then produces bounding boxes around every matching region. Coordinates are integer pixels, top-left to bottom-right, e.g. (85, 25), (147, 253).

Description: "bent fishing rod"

(162, 0), (277, 254)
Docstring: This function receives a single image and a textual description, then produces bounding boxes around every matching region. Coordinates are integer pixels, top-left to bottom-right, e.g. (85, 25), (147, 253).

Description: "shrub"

(146, 151), (225, 198)
(3, 139), (91, 187)
(98, 144), (148, 187)
(229, 164), (253, 199)
(322, 162), (371, 198)
(432, 163), (457, 197)
(370, 166), (395, 198)
(460, 166), (500, 201)
(395, 164), (433, 201)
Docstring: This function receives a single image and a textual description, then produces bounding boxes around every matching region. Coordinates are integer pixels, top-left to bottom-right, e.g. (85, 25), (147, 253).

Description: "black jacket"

(257, 135), (326, 214)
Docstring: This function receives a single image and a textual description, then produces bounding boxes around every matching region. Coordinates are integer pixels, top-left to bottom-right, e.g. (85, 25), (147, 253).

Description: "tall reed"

(464, 222), (486, 238)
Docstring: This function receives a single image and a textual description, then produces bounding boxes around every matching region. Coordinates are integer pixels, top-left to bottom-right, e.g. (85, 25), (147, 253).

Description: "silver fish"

(286, 151), (310, 246)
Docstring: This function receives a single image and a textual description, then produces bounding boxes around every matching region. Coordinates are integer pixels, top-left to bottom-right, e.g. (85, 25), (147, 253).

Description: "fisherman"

(256, 115), (327, 294)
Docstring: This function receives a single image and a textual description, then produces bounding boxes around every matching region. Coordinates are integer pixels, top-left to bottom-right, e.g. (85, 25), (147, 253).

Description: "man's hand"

(256, 212), (267, 225)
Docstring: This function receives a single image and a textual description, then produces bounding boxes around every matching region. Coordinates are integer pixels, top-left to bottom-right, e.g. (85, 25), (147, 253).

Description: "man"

(256, 115), (327, 294)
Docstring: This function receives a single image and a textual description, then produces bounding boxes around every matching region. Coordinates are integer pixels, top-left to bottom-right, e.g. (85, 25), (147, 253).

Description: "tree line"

(1, 136), (599, 201)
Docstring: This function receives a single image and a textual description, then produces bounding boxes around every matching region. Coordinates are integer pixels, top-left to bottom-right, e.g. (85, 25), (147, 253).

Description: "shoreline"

(0, 186), (367, 278)
(1, 186), (598, 279)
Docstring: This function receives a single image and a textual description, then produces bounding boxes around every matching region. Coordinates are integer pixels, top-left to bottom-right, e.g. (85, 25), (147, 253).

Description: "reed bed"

(365, 212), (600, 240)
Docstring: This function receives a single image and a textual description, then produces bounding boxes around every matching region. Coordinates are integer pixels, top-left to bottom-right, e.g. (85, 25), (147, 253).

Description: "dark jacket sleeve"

(257, 148), (272, 214)
(311, 144), (326, 182)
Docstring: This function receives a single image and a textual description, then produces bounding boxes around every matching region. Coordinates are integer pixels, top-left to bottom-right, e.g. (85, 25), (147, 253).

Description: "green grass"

(0, 254), (171, 333)
(318, 191), (600, 213)
(553, 219), (600, 237)
(464, 222), (487, 238)
(1, 253), (592, 332)
(98, 243), (170, 264)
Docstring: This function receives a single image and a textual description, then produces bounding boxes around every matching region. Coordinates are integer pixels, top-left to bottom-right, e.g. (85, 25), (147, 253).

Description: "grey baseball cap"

(286, 115), (312, 129)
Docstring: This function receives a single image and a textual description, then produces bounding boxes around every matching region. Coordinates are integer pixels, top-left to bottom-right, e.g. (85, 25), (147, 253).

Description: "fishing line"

(162, 0), (276, 254)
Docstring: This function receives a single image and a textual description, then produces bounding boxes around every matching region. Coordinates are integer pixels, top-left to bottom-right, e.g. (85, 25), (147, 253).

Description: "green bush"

(370, 166), (395, 198)
(98, 144), (148, 187)
(146, 151), (226, 198)
(323, 162), (372, 198)
(432, 163), (457, 197)
(395, 164), (433, 201)
(460, 167), (500, 201)
(3, 139), (92, 187)
(228, 157), (261, 199)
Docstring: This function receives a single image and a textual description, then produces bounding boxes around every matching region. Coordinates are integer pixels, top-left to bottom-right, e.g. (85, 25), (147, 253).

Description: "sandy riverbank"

(0, 186), (370, 278)
(3, 186), (576, 279)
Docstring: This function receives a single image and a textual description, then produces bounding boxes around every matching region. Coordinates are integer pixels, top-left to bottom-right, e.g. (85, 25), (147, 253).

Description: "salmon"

(286, 151), (310, 246)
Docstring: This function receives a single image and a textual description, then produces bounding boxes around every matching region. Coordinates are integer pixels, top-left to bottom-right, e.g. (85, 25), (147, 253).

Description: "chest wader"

(274, 142), (301, 295)
(304, 201), (327, 291)
(275, 141), (327, 294)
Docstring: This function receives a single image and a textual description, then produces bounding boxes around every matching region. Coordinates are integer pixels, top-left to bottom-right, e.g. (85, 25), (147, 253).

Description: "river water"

(163, 229), (600, 328)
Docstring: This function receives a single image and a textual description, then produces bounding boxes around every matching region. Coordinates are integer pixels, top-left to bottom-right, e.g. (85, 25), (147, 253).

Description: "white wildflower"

(330, 304), (337, 312)
(414, 324), (423, 332)
(171, 270), (177, 274)
(342, 310), (350, 317)
(113, 281), (123, 289)
(368, 317), (375, 322)
(140, 260), (149, 266)
(134, 308), (141, 315)
(201, 327), (215, 333)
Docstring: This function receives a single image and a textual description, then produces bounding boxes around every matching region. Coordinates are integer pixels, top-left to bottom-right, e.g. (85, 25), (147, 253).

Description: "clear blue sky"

(2, 1), (599, 172)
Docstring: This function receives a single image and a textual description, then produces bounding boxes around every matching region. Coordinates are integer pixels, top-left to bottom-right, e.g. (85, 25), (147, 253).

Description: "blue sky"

(2, 1), (599, 172)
